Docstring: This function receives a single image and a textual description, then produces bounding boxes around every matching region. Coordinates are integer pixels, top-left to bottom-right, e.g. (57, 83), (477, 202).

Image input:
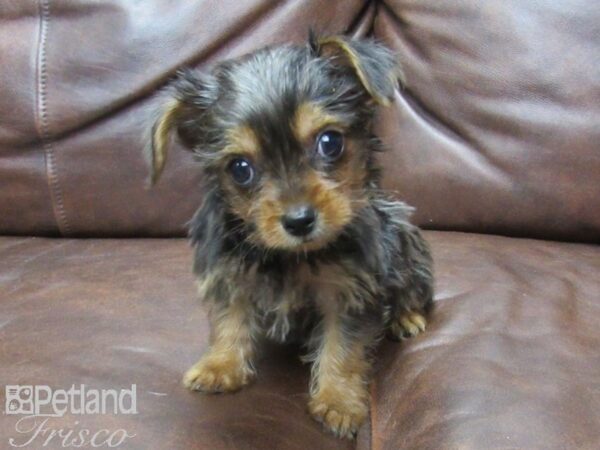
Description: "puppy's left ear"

(316, 36), (401, 106)
(146, 68), (218, 184)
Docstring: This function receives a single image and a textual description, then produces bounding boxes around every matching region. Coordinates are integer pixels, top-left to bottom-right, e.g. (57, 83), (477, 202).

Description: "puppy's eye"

(228, 158), (255, 186)
(316, 130), (344, 160)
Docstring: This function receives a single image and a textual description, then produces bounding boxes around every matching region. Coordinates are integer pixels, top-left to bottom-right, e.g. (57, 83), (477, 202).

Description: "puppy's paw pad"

(183, 357), (252, 393)
(308, 398), (367, 439)
(390, 311), (427, 339)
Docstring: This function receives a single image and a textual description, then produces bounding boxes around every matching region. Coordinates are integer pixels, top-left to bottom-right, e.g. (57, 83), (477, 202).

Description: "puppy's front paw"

(389, 310), (427, 340)
(183, 353), (254, 393)
(308, 393), (368, 439)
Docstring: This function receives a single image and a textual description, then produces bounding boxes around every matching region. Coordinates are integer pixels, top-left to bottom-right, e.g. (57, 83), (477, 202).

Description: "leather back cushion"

(1, 1), (598, 240)
(375, 1), (600, 242)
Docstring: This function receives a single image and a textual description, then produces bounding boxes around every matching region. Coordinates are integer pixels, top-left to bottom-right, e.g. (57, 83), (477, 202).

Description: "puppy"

(147, 35), (433, 439)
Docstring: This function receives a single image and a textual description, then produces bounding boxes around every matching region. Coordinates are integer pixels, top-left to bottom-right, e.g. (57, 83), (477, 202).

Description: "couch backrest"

(1, 0), (599, 241)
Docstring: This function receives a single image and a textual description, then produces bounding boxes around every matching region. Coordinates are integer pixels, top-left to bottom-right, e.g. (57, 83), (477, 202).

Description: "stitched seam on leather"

(37, 0), (70, 236)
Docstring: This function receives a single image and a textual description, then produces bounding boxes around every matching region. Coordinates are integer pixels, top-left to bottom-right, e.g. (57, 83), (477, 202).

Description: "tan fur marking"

(250, 168), (362, 251)
(319, 37), (391, 106)
(221, 125), (260, 158)
(390, 310), (427, 339)
(305, 171), (353, 231)
(292, 102), (340, 143)
(196, 272), (218, 300)
(183, 290), (255, 393)
(151, 98), (183, 182)
(309, 313), (371, 439)
(236, 131), (368, 252)
(252, 180), (291, 248)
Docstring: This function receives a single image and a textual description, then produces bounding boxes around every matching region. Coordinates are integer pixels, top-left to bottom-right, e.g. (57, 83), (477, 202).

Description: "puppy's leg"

(389, 227), (434, 340)
(308, 315), (376, 439)
(183, 298), (256, 393)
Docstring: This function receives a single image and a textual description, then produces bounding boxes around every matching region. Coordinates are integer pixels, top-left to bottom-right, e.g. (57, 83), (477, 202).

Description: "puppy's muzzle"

(281, 205), (317, 237)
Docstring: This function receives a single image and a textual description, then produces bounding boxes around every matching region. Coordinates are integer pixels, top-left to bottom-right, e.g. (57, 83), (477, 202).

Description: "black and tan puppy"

(147, 35), (433, 439)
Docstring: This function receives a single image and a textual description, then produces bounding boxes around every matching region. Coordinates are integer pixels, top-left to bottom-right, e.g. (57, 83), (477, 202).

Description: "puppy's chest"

(251, 259), (375, 342)
(249, 262), (318, 342)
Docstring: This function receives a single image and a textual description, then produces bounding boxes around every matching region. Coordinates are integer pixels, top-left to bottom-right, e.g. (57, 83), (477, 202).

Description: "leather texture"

(0, 0), (370, 237)
(1, 1), (600, 449)
(1, 232), (598, 449)
(1, 0), (599, 240)
(375, 0), (600, 242)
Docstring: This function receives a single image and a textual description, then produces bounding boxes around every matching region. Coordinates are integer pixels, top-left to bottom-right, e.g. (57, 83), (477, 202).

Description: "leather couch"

(1, 1), (599, 449)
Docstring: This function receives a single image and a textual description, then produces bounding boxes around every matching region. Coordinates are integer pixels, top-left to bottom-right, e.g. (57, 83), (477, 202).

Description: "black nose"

(281, 205), (317, 237)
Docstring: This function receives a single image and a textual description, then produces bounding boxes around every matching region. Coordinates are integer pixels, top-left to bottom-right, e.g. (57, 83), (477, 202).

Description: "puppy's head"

(148, 36), (399, 252)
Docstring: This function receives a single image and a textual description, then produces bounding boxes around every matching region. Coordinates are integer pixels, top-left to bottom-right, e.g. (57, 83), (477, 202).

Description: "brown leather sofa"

(1, 1), (599, 449)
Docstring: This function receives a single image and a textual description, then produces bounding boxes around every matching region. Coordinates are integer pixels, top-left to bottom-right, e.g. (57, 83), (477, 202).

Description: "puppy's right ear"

(146, 69), (218, 184)
(315, 36), (401, 107)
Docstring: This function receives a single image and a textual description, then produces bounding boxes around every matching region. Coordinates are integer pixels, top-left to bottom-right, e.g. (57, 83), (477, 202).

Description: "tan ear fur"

(149, 98), (184, 184)
(317, 36), (398, 106)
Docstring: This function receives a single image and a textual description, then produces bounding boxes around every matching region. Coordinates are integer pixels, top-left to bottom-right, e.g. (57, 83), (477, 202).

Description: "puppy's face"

(149, 37), (399, 252)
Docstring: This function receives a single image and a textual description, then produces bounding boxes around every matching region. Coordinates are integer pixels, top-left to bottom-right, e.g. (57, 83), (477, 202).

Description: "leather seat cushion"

(1, 232), (598, 449)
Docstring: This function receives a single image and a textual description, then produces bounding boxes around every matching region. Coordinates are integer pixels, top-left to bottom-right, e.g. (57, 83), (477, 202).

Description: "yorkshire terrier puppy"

(147, 34), (433, 439)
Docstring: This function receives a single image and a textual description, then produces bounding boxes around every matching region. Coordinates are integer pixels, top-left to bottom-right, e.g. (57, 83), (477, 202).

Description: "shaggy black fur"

(147, 35), (433, 440)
